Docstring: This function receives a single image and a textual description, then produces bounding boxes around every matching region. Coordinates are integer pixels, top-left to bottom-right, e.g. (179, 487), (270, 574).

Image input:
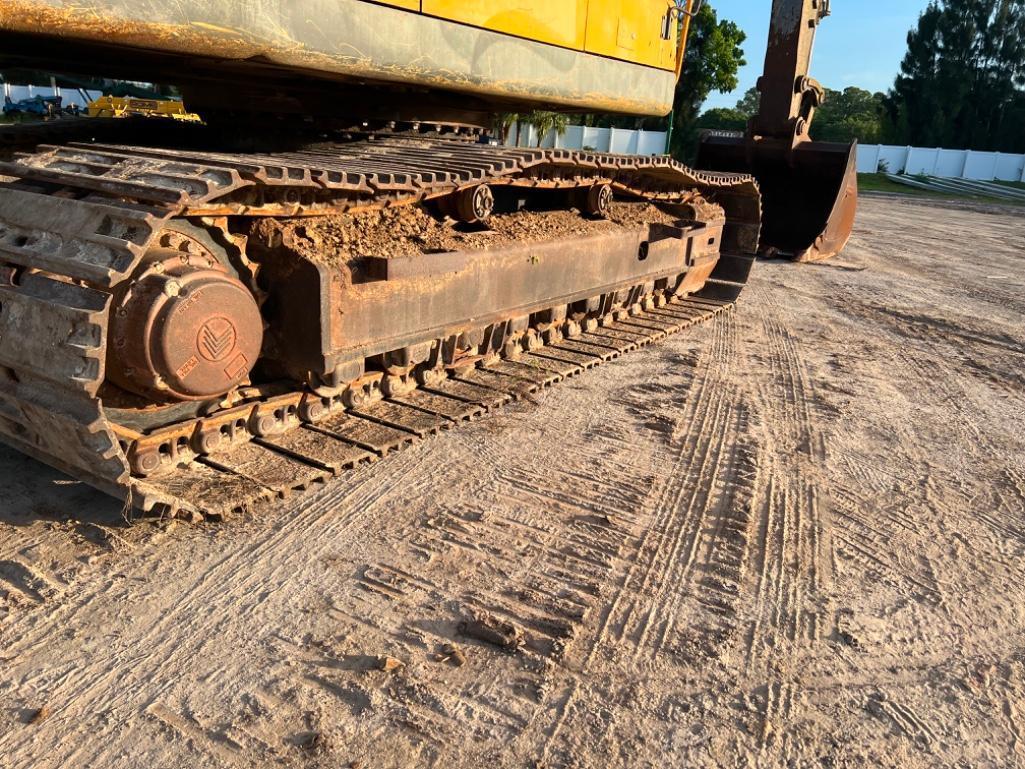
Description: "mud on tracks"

(268, 201), (683, 265)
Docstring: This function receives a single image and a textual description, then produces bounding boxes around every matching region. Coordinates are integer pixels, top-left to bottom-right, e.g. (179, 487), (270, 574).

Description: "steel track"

(0, 133), (759, 519)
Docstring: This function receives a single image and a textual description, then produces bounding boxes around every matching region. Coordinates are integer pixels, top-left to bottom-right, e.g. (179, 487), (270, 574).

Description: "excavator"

(0, 0), (856, 519)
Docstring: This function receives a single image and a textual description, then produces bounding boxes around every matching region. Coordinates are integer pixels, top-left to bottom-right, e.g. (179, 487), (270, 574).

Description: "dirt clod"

(292, 731), (321, 751)
(436, 642), (467, 667)
(376, 655), (404, 673)
(270, 201), (685, 267)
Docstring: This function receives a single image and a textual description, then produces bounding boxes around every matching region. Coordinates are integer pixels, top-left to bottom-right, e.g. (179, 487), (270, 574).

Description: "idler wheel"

(108, 247), (263, 401)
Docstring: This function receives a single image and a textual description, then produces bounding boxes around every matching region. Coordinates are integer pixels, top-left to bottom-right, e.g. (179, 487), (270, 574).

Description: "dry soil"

(0, 196), (1023, 768)
(267, 201), (681, 265)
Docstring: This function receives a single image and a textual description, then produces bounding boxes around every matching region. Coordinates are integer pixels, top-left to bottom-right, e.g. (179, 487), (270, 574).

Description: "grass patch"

(858, 173), (952, 198)
(858, 173), (1024, 207)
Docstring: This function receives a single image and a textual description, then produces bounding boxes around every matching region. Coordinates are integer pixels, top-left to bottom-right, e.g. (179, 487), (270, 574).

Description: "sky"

(703, 1), (931, 109)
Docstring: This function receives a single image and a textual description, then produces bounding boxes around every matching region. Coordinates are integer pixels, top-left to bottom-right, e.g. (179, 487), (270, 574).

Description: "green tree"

(667, 3), (747, 159)
(495, 112), (520, 144)
(883, 0), (1025, 151)
(524, 110), (570, 147)
(813, 87), (886, 144)
(696, 83), (885, 144)
(695, 107), (748, 132)
(693, 87), (763, 133)
(733, 86), (760, 118)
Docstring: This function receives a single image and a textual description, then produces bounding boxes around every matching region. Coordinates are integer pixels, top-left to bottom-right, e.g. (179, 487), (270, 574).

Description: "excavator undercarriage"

(0, 133), (758, 517)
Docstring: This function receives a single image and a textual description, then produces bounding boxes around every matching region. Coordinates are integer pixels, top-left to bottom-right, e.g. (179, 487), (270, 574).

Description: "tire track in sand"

(740, 312), (835, 766)
(538, 309), (763, 767)
(583, 311), (751, 665)
(0, 447), (450, 768)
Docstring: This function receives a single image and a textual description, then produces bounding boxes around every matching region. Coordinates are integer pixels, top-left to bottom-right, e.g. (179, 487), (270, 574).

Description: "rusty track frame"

(266, 221), (723, 383)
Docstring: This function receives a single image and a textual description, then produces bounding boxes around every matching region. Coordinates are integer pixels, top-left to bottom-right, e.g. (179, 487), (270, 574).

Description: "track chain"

(132, 288), (746, 520)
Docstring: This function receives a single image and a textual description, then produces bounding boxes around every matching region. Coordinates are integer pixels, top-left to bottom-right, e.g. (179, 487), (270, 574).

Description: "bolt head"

(197, 432), (222, 454)
(136, 452), (160, 473)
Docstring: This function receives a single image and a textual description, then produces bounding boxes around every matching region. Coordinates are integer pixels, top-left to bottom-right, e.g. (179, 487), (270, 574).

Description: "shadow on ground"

(0, 444), (126, 527)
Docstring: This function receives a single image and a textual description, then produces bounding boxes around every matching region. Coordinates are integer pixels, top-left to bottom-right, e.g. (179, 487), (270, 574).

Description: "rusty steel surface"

(753, 0), (830, 144)
(0, 132), (760, 518)
(697, 136), (857, 261)
(795, 140), (857, 262)
(695, 0), (858, 261)
(265, 221), (724, 387)
(107, 247), (264, 401)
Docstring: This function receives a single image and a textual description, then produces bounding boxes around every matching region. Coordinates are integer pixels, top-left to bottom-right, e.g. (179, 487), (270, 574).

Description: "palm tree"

(526, 110), (569, 147)
(494, 112), (520, 145)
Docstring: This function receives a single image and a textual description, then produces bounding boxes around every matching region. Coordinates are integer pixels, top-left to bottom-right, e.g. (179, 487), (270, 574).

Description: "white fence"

(858, 144), (1025, 182)
(506, 122), (668, 156)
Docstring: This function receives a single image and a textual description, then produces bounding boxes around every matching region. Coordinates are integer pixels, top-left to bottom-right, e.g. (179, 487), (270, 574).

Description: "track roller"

(453, 184), (495, 223)
(578, 183), (614, 218)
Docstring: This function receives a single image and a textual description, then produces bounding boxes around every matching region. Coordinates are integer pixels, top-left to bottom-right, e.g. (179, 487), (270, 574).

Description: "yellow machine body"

(86, 96), (202, 122)
(417, 0), (682, 70)
(0, 0), (692, 117)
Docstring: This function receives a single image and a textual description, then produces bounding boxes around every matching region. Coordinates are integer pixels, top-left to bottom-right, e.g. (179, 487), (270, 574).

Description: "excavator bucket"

(697, 135), (858, 261)
(696, 0), (858, 262)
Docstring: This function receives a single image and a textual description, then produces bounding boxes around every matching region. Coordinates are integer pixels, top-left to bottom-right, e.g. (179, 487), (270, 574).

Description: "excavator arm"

(696, 0), (858, 261)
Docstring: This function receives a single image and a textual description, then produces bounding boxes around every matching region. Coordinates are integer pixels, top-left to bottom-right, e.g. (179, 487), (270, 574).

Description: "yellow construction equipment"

(0, 1), (854, 517)
(86, 95), (202, 122)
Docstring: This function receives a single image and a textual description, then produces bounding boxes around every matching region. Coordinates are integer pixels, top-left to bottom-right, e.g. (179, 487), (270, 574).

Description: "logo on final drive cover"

(198, 317), (237, 362)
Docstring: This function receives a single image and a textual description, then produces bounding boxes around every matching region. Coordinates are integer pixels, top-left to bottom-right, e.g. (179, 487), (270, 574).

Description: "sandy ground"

(0, 196), (1023, 768)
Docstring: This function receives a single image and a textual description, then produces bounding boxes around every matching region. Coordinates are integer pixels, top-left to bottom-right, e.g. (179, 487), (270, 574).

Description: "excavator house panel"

(584, 0), (679, 70)
(0, 0), (680, 116)
(422, 0), (589, 51)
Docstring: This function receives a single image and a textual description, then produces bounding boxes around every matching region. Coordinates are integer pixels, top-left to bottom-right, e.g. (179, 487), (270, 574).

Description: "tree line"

(695, 0), (1025, 153)
(697, 85), (887, 145)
